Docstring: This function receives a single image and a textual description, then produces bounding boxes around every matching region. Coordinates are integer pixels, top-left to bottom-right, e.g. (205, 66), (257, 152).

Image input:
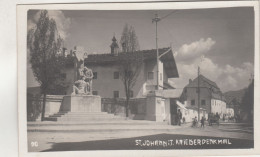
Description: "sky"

(27, 7), (255, 92)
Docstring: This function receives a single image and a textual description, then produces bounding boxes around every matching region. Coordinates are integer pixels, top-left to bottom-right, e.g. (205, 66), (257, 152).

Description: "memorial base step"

(44, 111), (126, 121)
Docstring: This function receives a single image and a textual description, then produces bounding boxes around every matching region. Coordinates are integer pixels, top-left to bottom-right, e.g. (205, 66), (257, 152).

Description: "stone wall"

(101, 98), (147, 120)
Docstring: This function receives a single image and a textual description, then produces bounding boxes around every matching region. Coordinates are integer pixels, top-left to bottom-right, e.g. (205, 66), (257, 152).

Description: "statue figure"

(83, 66), (93, 94)
(72, 75), (89, 95)
(71, 48), (93, 95)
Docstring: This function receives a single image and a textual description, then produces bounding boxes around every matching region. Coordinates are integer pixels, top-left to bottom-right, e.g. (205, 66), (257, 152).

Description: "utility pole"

(152, 13), (161, 90)
(152, 11), (179, 90)
(198, 66), (200, 122)
(210, 87), (212, 115)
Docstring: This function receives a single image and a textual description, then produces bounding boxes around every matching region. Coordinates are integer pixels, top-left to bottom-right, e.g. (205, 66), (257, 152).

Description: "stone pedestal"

(60, 95), (101, 112)
(145, 91), (168, 122)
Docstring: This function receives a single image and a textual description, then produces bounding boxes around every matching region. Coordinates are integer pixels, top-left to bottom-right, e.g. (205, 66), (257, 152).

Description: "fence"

(101, 98), (147, 120)
(27, 93), (42, 121)
(27, 94), (64, 121)
(27, 94), (148, 121)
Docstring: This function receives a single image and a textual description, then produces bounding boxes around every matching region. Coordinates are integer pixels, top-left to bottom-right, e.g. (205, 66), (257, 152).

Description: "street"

(27, 122), (253, 152)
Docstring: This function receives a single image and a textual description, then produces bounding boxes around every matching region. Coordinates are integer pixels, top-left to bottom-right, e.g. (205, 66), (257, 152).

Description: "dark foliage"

(28, 10), (66, 121)
(241, 79), (254, 122)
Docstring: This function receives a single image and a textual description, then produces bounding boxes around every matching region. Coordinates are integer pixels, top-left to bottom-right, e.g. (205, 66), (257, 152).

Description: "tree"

(241, 79), (254, 122)
(28, 10), (65, 121)
(118, 52), (143, 118)
(120, 24), (140, 53)
(118, 24), (142, 118)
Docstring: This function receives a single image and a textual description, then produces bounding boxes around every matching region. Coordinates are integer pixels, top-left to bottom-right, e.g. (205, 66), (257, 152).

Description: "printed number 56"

(31, 142), (38, 147)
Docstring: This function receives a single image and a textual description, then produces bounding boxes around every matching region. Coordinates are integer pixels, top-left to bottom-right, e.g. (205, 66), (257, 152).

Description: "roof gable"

(186, 75), (220, 90)
(183, 75), (226, 102)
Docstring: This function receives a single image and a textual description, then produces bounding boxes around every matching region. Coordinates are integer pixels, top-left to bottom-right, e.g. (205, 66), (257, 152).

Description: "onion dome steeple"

(110, 35), (119, 56)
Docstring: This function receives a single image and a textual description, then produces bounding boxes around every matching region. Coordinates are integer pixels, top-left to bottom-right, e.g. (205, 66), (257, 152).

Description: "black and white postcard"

(17, 1), (260, 157)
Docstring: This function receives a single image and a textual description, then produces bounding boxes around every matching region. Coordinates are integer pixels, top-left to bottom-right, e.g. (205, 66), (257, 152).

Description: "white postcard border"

(17, 1), (260, 157)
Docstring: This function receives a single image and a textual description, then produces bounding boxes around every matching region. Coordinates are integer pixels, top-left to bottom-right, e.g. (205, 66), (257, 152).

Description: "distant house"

(180, 75), (227, 118)
(224, 89), (246, 117)
(63, 36), (179, 98)
(226, 107), (235, 118)
(226, 98), (240, 117)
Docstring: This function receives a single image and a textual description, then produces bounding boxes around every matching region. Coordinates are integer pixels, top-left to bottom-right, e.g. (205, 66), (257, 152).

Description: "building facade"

(63, 36), (179, 99)
(180, 75), (227, 118)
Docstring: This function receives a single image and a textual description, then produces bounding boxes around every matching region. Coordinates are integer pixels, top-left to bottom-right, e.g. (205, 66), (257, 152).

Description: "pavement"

(27, 120), (254, 152)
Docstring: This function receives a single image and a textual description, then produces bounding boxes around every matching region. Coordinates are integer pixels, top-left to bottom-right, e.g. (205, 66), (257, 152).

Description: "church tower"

(110, 36), (119, 56)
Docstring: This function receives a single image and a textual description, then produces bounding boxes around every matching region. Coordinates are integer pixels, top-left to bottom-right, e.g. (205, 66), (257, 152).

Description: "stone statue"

(72, 75), (89, 95)
(71, 48), (93, 95)
(83, 66), (93, 94)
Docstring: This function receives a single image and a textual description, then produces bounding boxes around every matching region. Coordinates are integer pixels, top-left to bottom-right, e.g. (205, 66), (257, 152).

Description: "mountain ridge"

(224, 88), (247, 105)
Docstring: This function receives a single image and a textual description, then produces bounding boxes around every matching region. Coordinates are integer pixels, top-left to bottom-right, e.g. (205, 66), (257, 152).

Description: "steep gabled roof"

(183, 74), (226, 102)
(85, 48), (179, 78)
(186, 75), (220, 90)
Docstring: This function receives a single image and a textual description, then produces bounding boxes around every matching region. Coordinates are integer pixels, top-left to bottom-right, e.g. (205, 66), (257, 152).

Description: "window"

(93, 72), (97, 79)
(114, 71), (119, 79)
(93, 91), (98, 95)
(191, 99), (195, 106)
(201, 99), (206, 106)
(60, 73), (66, 80)
(114, 91), (119, 98)
(148, 72), (154, 80)
(130, 90), (134, 98)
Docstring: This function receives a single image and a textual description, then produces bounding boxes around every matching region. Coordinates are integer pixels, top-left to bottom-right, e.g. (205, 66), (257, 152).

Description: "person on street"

(182, 117), (186, 124)
(208, 113), (212, 126)
(177, 109), (182, 126)
(192, 116), (198, 127)
(201, 116), (205, 128)
(216, 112), (220, 125)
